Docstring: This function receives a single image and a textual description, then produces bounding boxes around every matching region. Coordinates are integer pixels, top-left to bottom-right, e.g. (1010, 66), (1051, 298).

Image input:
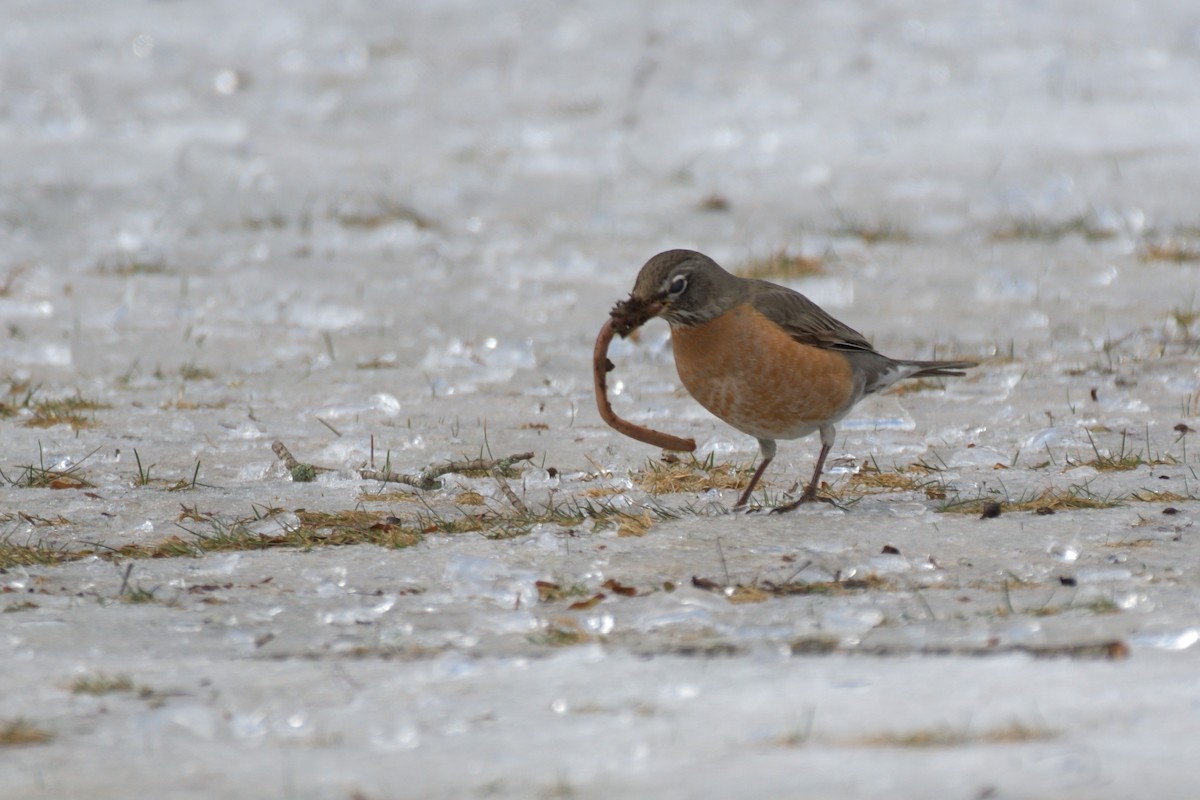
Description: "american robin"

(615, 249), (976, 512)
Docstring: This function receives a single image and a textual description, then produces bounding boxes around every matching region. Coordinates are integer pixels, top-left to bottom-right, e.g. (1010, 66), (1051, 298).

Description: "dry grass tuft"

(847, 469), (930, 493)
(456, 490), (487, 506)
(532, 618), (593, 647)
(634, 458), (751, 495)
(23, 394), (109, 430)
(991, 215), (1114, 242)
(692, 573), (894, 602)
(616, 511), (654, 537)
(940, 486), (1123, 515)
(735, 250), (824, 280)
(854, 721), (1057, 748)
(0, 719), (52, 747)
(1139, 237), (1200, 263)
(70, 673), (135, 695)
(1129, 489), (1190, 503)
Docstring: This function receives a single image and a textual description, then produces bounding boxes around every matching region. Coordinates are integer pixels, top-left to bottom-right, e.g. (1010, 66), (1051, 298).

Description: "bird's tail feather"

(899, 359), (978, 378)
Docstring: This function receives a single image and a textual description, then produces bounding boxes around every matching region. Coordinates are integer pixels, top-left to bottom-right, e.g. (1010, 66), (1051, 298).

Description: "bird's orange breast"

(670, 303), (858, 440)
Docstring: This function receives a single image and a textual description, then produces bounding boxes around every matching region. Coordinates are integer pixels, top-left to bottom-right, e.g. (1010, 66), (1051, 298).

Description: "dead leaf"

(568, 593), (606, 611)
(602, 578), (638, 597)
(536, 580), (563, 602)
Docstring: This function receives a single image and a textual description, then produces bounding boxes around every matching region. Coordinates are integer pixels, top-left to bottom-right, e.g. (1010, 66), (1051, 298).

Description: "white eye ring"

(668, 275), (687, 295)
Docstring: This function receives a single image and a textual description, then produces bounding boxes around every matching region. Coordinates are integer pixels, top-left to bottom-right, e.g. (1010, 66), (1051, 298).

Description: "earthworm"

(593, 314), (696, 453)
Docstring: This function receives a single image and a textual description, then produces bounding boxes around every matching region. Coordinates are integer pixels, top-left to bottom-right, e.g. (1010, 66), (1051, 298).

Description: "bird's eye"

(668, 275), (687, 295)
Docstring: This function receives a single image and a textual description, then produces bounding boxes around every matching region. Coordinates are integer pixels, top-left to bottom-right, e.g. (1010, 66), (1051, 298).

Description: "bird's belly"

(670, 304), (858, 440)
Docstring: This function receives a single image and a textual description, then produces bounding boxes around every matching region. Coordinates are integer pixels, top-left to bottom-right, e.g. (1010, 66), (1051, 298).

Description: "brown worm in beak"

(593, 295), (696, 453)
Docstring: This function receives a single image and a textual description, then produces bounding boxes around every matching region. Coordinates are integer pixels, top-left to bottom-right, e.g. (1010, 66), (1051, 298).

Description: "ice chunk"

(1023, 426), (1069, 451)
(246, 512), (300, 538)
(283, 301), (365, 330)
(945, 446), (1007, 468)
(0, 298), (53, 318)
(520, 468), (558, 491)
(696, 434), (753, 460)
(369, 721), (420, 752)
(866, 553), (912, 574)
(818, 605), (884, 644)
(975, 268), (1037, 302)
(1130, 629), (1199, 651)
(888, 502), (928, 518)
(237, 462), (273, 481)
(142, 704), (221, 743)
(442, 554), (541, 609)
(841, 396), (915, 431)
(319, 595), (397, 625)
(370, 393), (402, 414)
(0, 342), (72, 366)
(1049, 542), (1080, 562)
(1074, 566), (1133, 584)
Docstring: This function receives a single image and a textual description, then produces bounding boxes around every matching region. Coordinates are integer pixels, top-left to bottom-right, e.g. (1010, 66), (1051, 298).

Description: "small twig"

(782, 559), (813, 584)
(315, 416), (342, 437)
(270, 440), (325, 482)
(906, 578), (937, 621)
(358, 468), (423, 486)
(271, 441), (300, 471)
(118, 563), (134, 597)
(493, 468), (529, 515)
(0, 264), (27, 296)
(359, 452), (535, 490)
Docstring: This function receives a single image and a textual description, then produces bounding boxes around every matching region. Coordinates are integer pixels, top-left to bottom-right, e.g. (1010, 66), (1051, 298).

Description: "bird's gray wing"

(745, 280), (877, 353)
(745, 279), (976, 396)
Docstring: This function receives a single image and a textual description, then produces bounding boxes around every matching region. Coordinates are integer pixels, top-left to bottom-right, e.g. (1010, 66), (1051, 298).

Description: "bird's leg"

(733, 456), (772, 510)
(771, 426), (838, 514)
(733, 438), (776, 511)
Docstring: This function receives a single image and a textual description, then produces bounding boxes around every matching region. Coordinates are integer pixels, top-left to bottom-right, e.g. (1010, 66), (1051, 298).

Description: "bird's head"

(610, 249), (740, 335)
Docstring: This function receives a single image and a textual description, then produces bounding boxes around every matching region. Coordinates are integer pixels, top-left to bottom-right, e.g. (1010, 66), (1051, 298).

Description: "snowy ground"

(3, 1), (1200, 797)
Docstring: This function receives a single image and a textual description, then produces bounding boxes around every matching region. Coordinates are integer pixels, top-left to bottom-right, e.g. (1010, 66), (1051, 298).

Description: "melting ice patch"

(945, 446), (1008, 468)
(442, 555), (542, 610)
(840, 396), (915, 431)
(0, 342), (72, 366)
(696, 434), (755, 460)
(320, 595), (397, 626)
(420, 337), (536, 391)
(818, 605), (885, 645)
(1130, 629), (1199, 651)
(0, 298), (54, 318)
(283, 301), (365, 330)
(246, 512), (301, 538)
(975, 267), (1038, 302)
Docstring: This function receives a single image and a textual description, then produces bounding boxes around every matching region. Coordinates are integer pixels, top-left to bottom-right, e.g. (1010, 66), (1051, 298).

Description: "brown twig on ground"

(271, 440), (326, 482)
(593, 316), (696, 453)
(0, 264), (27, 296)
(492, 468), (529, 515)
(271, 441), (300, 471)
(359, 452), (535, 491)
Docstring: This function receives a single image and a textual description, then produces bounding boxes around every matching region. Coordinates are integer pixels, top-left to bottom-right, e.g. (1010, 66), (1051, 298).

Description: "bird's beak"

(638, 297), (667, 316)
(610, 292), (667, 337)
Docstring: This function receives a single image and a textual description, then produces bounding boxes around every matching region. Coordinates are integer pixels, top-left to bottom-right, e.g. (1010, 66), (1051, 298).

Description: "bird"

(617, 249), (976, 512)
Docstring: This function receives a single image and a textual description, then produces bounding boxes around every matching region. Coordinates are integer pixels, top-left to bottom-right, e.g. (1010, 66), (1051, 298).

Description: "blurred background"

(2, 0), (1198, 467)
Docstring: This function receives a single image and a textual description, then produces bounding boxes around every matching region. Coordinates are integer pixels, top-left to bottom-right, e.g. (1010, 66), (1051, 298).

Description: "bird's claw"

(769, 493), (840, 514)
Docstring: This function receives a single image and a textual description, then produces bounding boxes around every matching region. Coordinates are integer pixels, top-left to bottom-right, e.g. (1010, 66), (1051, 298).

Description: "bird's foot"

(769, 491), (841, 514)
